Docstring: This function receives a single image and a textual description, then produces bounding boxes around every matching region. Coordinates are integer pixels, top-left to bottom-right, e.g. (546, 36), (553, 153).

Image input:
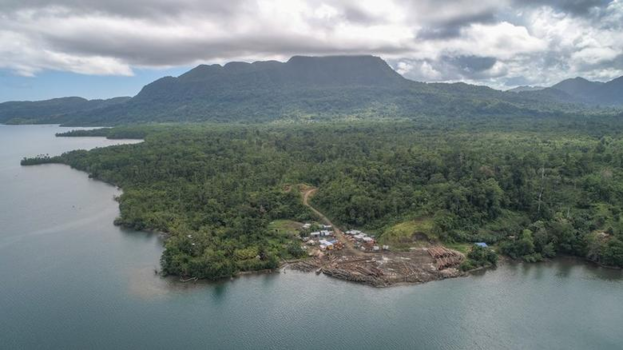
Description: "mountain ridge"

(525, 76), (622, 106)
(0, 96), (131, 124)
(1, 55), (621, 126)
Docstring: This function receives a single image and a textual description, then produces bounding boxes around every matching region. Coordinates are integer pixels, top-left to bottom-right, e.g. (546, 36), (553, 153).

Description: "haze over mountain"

(508, 86), (544, 93)
(551, 77), (603, 97)
(0, 97), (130, 125)
(0, 55), (621, 126)
(524, 76), (623, 106)
(593, 77), (623, 106)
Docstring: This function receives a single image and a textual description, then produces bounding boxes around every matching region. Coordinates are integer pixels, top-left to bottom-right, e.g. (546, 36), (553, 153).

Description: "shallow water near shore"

(1, 124), (623, 350)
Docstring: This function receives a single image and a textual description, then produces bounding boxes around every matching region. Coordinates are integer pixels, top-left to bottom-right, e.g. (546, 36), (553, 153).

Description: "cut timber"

(428, 246), (464, 270)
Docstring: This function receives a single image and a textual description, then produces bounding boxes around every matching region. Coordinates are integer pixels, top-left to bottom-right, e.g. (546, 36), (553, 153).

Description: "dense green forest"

(22, 115), (623, 278)
(0, 97), (130, 125)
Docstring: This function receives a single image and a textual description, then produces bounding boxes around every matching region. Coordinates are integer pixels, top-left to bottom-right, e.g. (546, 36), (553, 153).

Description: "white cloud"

(0, 30), (132, 76)
(0, 0), (622, 88)
(572, 47), (619, 65)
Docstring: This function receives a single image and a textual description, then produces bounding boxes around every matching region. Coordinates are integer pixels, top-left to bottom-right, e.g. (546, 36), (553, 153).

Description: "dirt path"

(302, 188), (361, 255)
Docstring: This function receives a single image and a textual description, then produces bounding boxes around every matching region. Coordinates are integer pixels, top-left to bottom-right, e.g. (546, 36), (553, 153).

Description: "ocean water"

(1, 124), (622, 350)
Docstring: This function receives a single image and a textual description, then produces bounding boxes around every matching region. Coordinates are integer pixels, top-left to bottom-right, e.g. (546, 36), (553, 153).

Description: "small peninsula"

(22, 118), (623, 285)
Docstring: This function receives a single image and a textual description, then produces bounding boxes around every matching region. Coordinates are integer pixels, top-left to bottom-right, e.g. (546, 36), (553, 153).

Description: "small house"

(475, 242), (488, 248)
(319, 239), (334, 250)
(319, 239), (333, 246)
(310, 231), (321, 237)
(302, 223), (312, 229)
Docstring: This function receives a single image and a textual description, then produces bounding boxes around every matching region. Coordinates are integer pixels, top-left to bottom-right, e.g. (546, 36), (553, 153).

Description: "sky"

(1, 0), (623, 102)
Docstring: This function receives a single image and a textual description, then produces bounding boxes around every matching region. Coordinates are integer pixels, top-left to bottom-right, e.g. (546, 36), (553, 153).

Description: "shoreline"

(18, 128), (620, 288)
(24, 158), (616, 288)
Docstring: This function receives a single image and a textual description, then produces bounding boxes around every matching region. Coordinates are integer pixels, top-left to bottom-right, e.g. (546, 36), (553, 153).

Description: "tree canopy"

(22, 115), (623, 277)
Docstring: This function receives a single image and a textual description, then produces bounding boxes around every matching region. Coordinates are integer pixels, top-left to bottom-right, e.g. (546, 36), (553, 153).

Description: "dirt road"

(301, 188), (360, 255)
(290, 187), (467, 287)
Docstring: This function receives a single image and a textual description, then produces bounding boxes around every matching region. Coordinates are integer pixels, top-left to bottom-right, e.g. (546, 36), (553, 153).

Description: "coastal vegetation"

(55, 127), (153, 139)
(20, 154), (58, 166)
(461, 246), (499, 271)
(22, 115), (623, 278)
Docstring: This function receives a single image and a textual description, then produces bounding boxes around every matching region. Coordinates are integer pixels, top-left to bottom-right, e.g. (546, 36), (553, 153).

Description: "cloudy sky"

(1, 0), (623, 101)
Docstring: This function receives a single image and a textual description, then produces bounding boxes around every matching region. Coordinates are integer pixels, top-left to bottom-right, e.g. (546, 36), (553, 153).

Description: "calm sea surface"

(1, 124), (622, 350)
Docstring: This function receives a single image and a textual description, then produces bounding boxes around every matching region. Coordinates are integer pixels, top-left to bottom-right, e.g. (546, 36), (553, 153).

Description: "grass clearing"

(268, 220), (302, 237)
(444, 243), (472, 255)
(380, 218), (436, 249)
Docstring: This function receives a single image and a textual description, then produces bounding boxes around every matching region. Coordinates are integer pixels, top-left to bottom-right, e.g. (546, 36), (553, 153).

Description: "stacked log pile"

(353, 265), (384, 277)
(293, 248), (465, 287)
(428, 247), (464, 270)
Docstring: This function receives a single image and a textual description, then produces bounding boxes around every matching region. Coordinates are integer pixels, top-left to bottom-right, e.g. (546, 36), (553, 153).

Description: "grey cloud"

(0, 0), (248, 19)
(2, 0), (414, 67)
(391, 55), (501, 82)
(44, 31), (411, 67)
(503, 76), (533, 87)
(574, 53), (623, 75)
(1, 0), (622, 88)
(446, 55), (497, 73)
(518, 0), (612, 16)
(417, 12), (497, 39)
(341, 5), (381, 24)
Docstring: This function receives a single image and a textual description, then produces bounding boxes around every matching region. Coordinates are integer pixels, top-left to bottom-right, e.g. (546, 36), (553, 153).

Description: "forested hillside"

(2, 55), (613, 126)
(23, 114), (623, 278)
(0, 97), (130, 125)
(527, 76), (623, 107)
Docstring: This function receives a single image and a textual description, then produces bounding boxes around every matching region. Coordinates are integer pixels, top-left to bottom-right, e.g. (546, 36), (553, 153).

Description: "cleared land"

(293, 187), (465, 287)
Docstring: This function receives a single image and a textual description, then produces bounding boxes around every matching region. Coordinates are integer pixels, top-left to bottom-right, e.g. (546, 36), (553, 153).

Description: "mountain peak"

(282, 55), (403, 86)
(172, 55), (404, 87)
(178, 64), (223, 81)
(607, 76), (623, 84)
(223, 61), (254, 72)
(546, 75), (622, 106)
(552, 77), (603, 97)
